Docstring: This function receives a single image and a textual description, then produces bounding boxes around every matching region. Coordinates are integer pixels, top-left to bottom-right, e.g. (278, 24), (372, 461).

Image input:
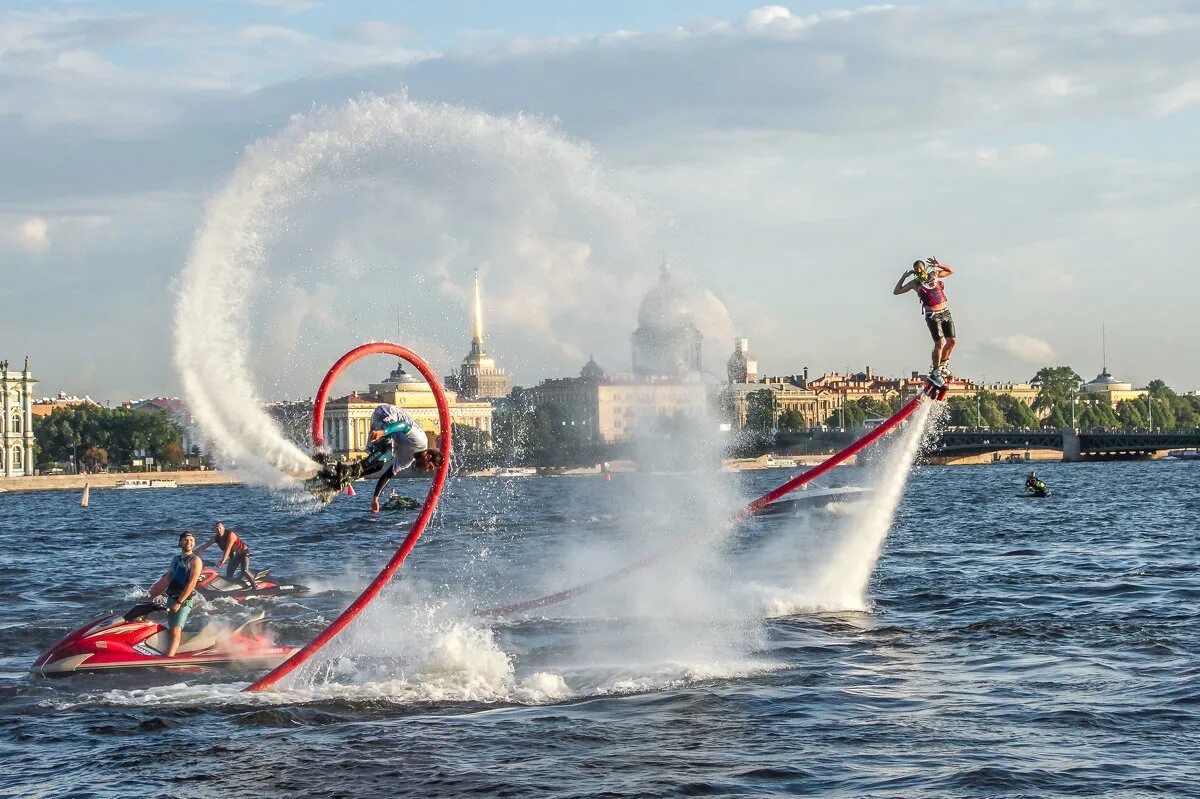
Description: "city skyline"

(3, 1), (1199, 402)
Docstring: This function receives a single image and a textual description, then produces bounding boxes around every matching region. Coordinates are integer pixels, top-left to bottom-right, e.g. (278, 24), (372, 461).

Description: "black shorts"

(925, 309), (955, 341)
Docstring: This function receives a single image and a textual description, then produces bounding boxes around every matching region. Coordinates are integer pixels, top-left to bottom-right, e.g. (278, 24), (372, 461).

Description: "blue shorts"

(167, 597), (194, 629)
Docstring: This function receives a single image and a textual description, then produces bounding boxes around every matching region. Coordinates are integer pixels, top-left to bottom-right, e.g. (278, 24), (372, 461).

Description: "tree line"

(740, 368), (1199, 432)
(33, 404), (188, 472)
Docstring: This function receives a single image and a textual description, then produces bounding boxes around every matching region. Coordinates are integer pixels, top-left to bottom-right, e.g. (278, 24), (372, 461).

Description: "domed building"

(631, 262), (702, 377)
(1079, 366), (1146, 408)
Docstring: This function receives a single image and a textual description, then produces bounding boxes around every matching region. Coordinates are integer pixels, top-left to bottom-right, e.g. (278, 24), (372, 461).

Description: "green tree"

(778, 409), (806, 431)
(995, 395), (1040, 428)
(1043, 405), (1068, 429)
(1030, 366), (1083, 418)
(1116, 399), (1146, 429)
(945, 396), (979, 427)
(1146, 379), (1176, 399)
(746, 390), (777, 431)
(451, 423), (492, 455)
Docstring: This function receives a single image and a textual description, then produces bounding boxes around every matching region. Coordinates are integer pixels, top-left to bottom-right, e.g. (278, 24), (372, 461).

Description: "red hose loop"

(246, 342), (452, 692)
(476, 392), (928, 618)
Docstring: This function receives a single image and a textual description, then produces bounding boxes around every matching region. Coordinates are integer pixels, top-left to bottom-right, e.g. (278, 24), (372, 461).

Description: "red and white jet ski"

(32, 604), (298, 677)
(196, 567), (309, 601)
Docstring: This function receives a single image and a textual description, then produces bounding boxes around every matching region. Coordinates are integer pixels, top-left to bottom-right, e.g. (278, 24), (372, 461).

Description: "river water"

(1, 454), (1196, 798)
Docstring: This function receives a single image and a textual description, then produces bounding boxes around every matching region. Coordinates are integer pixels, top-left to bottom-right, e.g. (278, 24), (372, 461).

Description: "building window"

(8, 411), (20, 435)
(12, 445), (22, 471)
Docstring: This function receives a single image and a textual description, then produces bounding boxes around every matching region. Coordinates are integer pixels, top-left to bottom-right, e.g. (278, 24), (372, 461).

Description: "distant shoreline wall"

(0, 471), (242, 493)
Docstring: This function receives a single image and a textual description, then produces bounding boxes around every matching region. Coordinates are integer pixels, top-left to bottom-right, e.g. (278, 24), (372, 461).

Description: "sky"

(2, 0), (1199, 403)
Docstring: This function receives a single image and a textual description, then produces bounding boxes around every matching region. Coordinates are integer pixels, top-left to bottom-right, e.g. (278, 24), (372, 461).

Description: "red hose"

(245, 342), (452, 692)
(476, 390), (930, 618)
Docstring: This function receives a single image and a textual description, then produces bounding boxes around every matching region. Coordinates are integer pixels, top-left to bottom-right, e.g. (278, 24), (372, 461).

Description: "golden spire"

(472, 269), (484, 345)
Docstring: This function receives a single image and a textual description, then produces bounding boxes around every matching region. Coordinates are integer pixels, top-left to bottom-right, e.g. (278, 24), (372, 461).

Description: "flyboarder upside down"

(893, 256), (957, 387)
(307, 403), (443, 506)
(362, 404), (443, 513)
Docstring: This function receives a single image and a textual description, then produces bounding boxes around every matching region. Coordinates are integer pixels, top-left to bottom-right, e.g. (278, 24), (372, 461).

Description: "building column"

(22, 369), (33, 476)
(2, 369), (11, 478)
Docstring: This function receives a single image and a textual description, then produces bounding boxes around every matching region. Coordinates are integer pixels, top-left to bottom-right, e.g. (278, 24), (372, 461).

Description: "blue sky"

(2, 1), (1198, 402)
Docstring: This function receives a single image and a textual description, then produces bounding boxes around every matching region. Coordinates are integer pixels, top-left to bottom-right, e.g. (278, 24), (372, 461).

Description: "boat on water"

(1168, 449), (1200, 461)
(494, 467), (538, 477)
(754, 486), (874, 515)
(764, 456), (797, 468)
(114, 479), (179, 489)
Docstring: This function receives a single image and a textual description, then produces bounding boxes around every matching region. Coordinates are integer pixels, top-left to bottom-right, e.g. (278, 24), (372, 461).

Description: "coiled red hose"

(246, 342), (452, 692)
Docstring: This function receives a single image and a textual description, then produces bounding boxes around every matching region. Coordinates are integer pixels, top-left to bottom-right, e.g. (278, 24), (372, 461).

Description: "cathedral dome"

(637, 262), (696, 331)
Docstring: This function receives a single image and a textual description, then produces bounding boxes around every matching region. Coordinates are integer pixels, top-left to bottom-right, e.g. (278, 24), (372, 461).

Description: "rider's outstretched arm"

(893, 271), (915, 295)
(935, 262), (955, 277)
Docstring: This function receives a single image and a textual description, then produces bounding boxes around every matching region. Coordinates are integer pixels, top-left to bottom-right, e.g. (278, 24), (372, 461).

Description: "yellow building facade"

(321, 362), (493, 456)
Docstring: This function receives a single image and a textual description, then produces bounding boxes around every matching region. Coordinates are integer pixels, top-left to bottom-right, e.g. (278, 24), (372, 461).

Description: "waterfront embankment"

(0, 471), (241, 494)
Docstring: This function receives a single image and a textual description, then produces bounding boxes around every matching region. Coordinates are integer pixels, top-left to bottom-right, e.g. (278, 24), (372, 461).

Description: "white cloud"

(987, 334), (1057, 364)
(7, 217), (50, 253)
(246, 0), (319, 16)
(338, 21), (411, 47)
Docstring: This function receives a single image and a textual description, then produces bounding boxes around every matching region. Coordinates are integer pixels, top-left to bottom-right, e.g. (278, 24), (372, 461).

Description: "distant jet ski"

(32, 604), (297, 677)
(382, 492), (420, 511)
(195, 567), (309, 601)
(754, 486), (874, 516)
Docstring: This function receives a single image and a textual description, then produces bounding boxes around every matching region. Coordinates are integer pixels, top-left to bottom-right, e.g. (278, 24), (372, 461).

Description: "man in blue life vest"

(361, 404), (443, 513)
(893, 256), (957, 386)
(144, 532), (203, 657)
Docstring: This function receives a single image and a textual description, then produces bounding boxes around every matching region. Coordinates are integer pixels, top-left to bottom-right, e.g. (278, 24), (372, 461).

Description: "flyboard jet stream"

(33, 603), (298, 677)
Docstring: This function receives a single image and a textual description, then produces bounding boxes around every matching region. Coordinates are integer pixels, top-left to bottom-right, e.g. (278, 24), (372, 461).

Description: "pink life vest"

(917, 278), (947, 310)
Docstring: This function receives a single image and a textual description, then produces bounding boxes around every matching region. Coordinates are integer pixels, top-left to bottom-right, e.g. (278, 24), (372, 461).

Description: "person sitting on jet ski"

(196, 521), (256, 590)
(364, 403), (443, 514)
(143, 532), (203, 657)
(1025, 470), (1048, 497)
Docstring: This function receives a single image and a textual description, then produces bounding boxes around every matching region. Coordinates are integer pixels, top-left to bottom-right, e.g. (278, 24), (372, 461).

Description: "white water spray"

(175, 93), (731, 485)
(749, 398), (936, 616)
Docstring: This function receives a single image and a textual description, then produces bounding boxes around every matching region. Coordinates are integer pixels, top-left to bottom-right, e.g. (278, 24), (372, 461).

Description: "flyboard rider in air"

(308, 403), (443, 509)
(893, 256), (957, 387)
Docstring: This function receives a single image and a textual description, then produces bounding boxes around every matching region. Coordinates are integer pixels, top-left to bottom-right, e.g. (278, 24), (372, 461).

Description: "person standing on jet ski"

(145, 532), (203, 657)
(196, 521), (256, 590)
(1025, 470), (1048, 497)
(893, 256), (957, 386)
(363, 403), (443, 514)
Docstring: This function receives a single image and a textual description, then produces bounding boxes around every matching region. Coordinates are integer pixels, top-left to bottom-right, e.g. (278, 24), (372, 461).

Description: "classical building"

(322, 362), (494, 456)
(31, 391), (101, 418)
(720, 379), (842, 430)
(527, 358), (708, 444)
(1, 358), (37, 477)
(631, 262), (702, 377)
(726, 338), (759, 384)
(452, 270), (512, 399)
(1079, 367), (1146, 407)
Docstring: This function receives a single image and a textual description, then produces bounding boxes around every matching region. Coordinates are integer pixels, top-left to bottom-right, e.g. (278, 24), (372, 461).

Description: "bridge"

(929, 429), (1200, 461)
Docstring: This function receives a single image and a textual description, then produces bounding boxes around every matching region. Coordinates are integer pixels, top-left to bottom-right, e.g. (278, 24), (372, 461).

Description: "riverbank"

(0, 470), (241, 494)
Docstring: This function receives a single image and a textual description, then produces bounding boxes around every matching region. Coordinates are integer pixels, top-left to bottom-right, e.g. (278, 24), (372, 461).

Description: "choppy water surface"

(1, 458), (1197, 798)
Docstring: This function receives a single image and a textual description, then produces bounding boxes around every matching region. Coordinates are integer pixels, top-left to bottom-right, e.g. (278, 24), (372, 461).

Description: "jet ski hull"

(33, 610), (298, 677)
(196, 568), (310, 601)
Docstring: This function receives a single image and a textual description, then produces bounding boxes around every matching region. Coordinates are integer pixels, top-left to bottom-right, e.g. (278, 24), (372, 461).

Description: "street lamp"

(1071, 396), (1078, 430)
(1147, 392), (1153, 431)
